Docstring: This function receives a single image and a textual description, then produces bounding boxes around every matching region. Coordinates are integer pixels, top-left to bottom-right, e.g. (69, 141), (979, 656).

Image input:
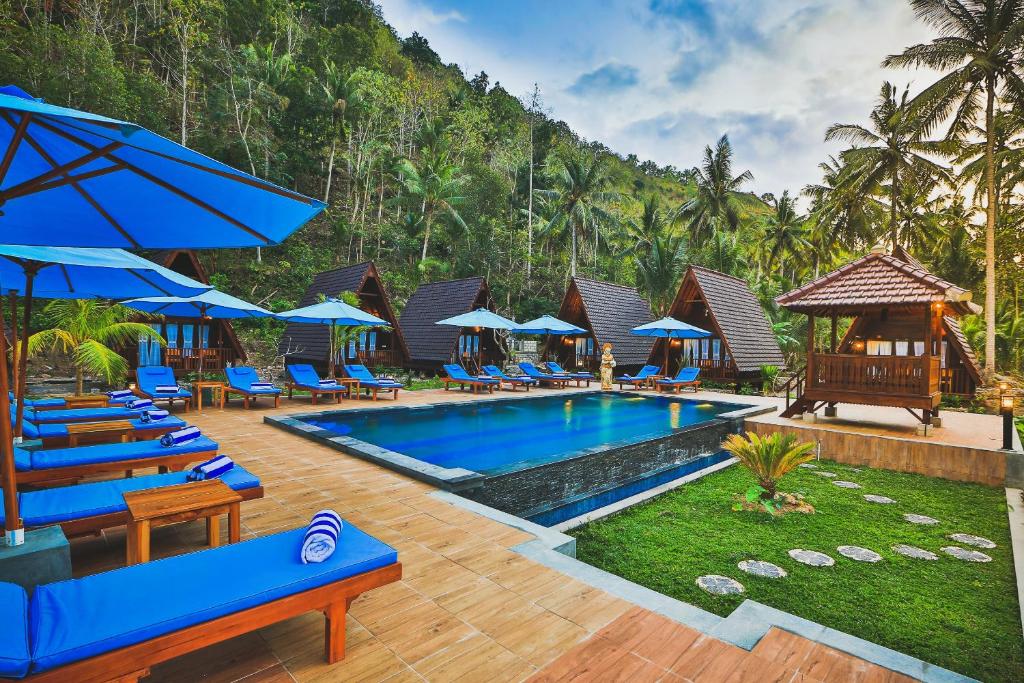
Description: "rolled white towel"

(141, 409), (170, 422)
(317, 379), (338, 387)
(300, 509), (343, 564)
(160, 426), (201, 447)
(250, 382), (276, 390)
(125, 398), (154, 411)
(187, 454), (234, 481)
(154, 384), (184, 394)
(107, 389), (134, 399)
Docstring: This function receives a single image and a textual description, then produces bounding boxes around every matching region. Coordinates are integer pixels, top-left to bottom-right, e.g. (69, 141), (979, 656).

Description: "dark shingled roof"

(569, 277), (654, 366)
(688, 266), (785, 372)
(776, 250), (975, 315)
(399, 276), (489, 364)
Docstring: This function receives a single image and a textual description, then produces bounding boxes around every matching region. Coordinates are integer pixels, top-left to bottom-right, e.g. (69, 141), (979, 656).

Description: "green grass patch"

(571, 462), (1023, 682)
(405, 377), (446, 391)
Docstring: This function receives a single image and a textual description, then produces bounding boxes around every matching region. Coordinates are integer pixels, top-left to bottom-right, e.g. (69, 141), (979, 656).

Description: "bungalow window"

(895, 341), (909, 356)
(700, 339), (709, 360)
(712, 339), (721, 360)
(575, 337), (594, 357)
(866, 340), (893, 356)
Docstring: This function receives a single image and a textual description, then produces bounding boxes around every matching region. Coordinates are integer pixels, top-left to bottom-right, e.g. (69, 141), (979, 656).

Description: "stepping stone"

(948, 533), (996, 549)
(813, 471), (837, 478)
(837, 546), (882, 563)
(788, 549), (835, 567)
(696, 575), (745, 595)
(833, 481), (861, 489)
(738, 560), (787, 578)
(903, 514), (940, 525)
(941, 546), (992, 563)
(799, 463), (817, 469)
(864, 494), (896, 504)
(892, 544), (938, 560)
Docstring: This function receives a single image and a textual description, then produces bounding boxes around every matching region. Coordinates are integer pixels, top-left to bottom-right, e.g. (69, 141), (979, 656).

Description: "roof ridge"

(689, 264), (749, 285)
(312, 261), (373, 278)
(572, 275), (642, 292)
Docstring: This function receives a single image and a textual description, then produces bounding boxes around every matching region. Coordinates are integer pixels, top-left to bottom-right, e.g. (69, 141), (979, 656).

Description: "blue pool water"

(305, 393), (737, 476)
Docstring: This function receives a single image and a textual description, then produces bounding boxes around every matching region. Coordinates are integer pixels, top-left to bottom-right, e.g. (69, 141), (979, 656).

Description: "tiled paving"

(69, 388), (920, 682)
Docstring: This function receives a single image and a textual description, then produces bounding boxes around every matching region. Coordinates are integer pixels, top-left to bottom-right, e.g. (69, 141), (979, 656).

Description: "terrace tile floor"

(69, 388), (921, 682)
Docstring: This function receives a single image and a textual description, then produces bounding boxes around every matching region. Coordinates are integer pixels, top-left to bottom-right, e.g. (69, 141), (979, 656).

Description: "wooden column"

(829, 314), (838, 353)
(806, 314), (815, 386)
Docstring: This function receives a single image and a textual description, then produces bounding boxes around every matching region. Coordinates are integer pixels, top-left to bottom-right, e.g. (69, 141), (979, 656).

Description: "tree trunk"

(324, 138), (336, 204)
(421, 213), (432, 261)
(75, 366), (84, 397)
(889, 166), (899, 248)
(983, 82), (997, 375)
(180, 37), (188, 145)
(527, 121), (534, 285)
(570, 224), (577, 277)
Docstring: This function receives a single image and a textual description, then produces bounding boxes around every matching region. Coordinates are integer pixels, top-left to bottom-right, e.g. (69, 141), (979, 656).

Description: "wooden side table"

(63, 395), (110, 409)
(66, 420), (134, 447)
(192, 380), (225, 412)
(123, 479), (243, 565)
(336, 377), (361, 400)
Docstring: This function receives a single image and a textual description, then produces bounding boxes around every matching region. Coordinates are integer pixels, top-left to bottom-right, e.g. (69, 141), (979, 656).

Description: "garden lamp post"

(1000, 386), (1015, 451)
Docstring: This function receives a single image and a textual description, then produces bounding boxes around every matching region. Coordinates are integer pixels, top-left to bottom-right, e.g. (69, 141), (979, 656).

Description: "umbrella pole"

(0, 292), (23, 545)
(14, 269), (36, 441)
(664, 338), (669, 375)
(8, 291), (18, 399)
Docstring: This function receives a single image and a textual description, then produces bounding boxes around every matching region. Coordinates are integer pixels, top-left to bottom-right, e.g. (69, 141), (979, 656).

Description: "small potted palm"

(723, 431), (816, 515)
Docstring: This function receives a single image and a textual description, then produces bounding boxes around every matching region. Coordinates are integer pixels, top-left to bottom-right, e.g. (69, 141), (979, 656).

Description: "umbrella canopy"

(630, 316), (712, 339)
(512, 314), (585, 336)
(435, 308), (518, 330)
(123, 288), (274, 319)
(275, 298), (389, 327)
(0, 86), (325, 248)
(0, 245), (211, 298)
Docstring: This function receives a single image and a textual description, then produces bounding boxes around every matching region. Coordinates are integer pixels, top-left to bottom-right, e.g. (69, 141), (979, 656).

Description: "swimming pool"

(268, 391), (764, 526)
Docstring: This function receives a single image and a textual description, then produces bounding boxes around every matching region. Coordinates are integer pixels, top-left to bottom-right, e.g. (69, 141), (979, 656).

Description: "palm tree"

(636, 233), (688, 316)
(320, 61), (359, 204)
(27, 300), (162, 395)
(537, 149), (617, 277)
(759, 191), (811, 278)
(825, 82), (949, 247)
(803, 156), (882, 253)
(622, 195), (671, 255)
(678, 134), (753, 242)
(884, 0), (1024, 373)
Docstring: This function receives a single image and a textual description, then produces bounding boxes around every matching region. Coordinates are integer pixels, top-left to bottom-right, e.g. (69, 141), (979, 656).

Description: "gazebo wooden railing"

(809, 354), (940, 398)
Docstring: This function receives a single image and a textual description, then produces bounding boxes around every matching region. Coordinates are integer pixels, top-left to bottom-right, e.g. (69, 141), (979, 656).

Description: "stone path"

(813, 471), (837, 478)
(798, 463), (817, 469)
(863, 494), (896, 504)
(837, 546), (882, 563)
(738, 560), (787, 578)
(941, 546), (992, 563)
(696, 575), (745, 595)
(832, 481), (861, 489)
(903, 513), (940, 525)
(893, 544), (939, 560)
(788, 549), (835, 567)
(948, 533), (996, 549)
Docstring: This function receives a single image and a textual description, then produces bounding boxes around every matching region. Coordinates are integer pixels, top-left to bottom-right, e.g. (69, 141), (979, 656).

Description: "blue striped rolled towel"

(186, 454), (234, 481)
(250, 382), (275, 390)
(317, 379), (338, 386)
(300, 509), (343, 564)
(125, 398), (154, 411)
(145, 409), (170, 421)
(160, 426), (201, 447)
(106, 389), (134, 399)
(154, 384), (183, 394)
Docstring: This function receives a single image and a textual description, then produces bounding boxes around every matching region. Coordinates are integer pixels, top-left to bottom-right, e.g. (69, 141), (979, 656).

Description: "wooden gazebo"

(776, 246), (980, 424)
(651, 266), (785, 389)
(279, 261), (409, 371)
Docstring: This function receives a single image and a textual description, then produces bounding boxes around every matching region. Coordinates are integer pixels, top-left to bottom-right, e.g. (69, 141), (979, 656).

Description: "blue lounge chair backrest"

(482, 365), (507, 378)
(545, 361), (568, 374)
(443, 364), (476, 381)
(344, 364), (375, 382)
(518, 362), (547, 377)
(673, 366), (700, 382)
(637, 365), (660, 378)
(225, 366), (260, 390)
(287, 364), (322, 387)
(136, 366), (176, 394)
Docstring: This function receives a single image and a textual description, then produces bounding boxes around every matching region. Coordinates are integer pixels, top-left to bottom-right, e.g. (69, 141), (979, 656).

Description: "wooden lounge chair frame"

(21, 562), (403, 683)
(284, 381), (351, 405)
(16, 444), (217, 486)
(135, 389), (191, 414)
(37, 422), (181, 450)
(55, 485), (265, 539)
(223, 385), (281, 409)
(656, 378), (702, 393)
(441, 377), (496, 394)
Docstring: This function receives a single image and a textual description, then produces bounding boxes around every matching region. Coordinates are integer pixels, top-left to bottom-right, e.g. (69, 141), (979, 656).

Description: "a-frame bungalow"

(550, 276), (654, 374)
(652, 265), (785, 389)
(776, 245), (982, 424)
(399, 276), (504, 374)
(279, 261), (409, 371)
(127, 250), (246, 376)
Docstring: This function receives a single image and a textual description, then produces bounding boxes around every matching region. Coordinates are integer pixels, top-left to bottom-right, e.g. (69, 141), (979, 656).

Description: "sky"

(377, 0), (938, 202)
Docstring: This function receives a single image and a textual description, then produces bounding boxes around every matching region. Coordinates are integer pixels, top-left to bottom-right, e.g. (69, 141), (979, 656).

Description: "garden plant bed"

(571, 460), (1023, 682)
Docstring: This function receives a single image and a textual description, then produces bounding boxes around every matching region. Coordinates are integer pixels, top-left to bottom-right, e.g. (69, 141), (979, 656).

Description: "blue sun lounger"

(517, 362), (570, 388)
(615, 364), (661, 390)
(224, 367), (281, 409)
(135, 366), (192, 412)
(1, 465), (262, 537)
(0, 523), (400, 681)
(8, 392), (132, 411)
(285, 364), (350, 404)
(25, 406), (141, 425)
(544, 361), (594, 386)
(655, 366), (702, 393)
(442, 364), (499, 394)
(481, 365), (536, 391)
(343, 364), (403, 400)
(12, 434), (215, 485)
(12, 407), (187, 450)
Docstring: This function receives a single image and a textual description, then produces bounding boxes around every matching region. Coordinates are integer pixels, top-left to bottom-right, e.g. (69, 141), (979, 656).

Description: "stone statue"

(600, 342), (616, 390)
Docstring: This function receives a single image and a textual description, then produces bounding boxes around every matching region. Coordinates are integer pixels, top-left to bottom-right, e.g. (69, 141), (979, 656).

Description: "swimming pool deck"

(68, 387), (939, 682)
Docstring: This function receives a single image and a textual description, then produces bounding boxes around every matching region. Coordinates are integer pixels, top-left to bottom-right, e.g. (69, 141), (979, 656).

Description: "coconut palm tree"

(759, 191), (812, 278)
(825, 82), (949, 248)
(537, 149), (617, 277)
(636, 233), (688, 316)
(393, 136), (469, 263)
(803, 156), (882, 253)
(884, 0), (1024, 373)
(678, 134), (753, 242)
(27, 300), (162, 395)
(320, 60), (360, 204)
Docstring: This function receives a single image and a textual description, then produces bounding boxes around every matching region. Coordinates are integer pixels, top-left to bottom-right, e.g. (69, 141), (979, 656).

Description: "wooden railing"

(809, 353), (940, 397)
(355, 349), (404, 369)
(693, 358), (736, 379)
(163, 347), (235, 372)
(941, 367), (975, 397)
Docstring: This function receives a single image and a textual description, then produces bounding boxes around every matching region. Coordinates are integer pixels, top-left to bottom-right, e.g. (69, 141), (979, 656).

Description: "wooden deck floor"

(68, 388), (919, 682)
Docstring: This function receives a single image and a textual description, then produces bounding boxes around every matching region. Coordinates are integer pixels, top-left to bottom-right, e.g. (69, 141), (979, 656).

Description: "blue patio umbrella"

(511, 314), (585, 362)
(0, 246), (210, 546)
(436, 308), (518, 369)
(630, 316), (712, 374)
(0, 86), (326, 248)
(275, 299), (389, 377)
(123, 289), (276, 379)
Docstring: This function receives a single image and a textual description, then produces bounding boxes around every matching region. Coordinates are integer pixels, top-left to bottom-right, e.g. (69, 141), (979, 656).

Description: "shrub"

(723, 431), (816, 500)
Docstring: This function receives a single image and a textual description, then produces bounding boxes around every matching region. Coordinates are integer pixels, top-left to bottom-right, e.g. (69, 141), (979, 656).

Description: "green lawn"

(571, 461), (1023, 683)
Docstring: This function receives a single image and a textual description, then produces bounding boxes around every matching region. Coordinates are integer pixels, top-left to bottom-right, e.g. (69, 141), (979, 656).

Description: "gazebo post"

(805, 314), (815, 404)
(830, 314), (838, 353)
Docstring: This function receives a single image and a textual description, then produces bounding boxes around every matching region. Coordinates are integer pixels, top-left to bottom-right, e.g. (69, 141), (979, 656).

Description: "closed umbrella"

(123, 289), (276, 379)
(275, 299), (389, 377)
(512, 314), (585, 363)
(630, 316), (712, 374)
(436, 308), (518, 370)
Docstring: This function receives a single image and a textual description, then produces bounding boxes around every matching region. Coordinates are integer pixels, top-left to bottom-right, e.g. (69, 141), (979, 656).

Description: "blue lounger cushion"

(136, 367), (192, 399)
(26, 407), (137, 424)
(28, 524), (397, 673)
(286, 364), (338, 390)
(344, 365), (403, 389)
(16, 466), (259, 527)
(443, 364), (498, 384)
(225, 367), (281, 395)
(26, 434), (215, 470)
(33, 416), (186, 441)
(481, 365), (537, 384)
(0, 582), (30, 678)
(12, 446), (31, 472)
